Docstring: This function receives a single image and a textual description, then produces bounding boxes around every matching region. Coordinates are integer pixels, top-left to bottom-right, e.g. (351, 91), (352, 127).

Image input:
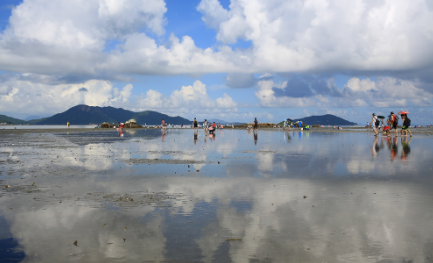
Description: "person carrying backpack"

(389, 111), (399, 137)
(370, 113), (379, 136)
(401, 114), (412, 137)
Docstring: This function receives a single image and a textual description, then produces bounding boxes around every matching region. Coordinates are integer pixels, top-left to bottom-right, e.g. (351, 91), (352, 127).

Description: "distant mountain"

(0, 114), (26, 124)
(208, 118), (227, 124)
(291, 114), (357, 126)
(35, 105), (191, 125)
(25, 115), (44, 121)
(27, 118), (48, 124)
(206, 119), (246, 125)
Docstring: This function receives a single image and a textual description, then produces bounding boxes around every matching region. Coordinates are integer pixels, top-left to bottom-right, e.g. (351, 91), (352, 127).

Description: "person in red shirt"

(389, 111), (398, 137)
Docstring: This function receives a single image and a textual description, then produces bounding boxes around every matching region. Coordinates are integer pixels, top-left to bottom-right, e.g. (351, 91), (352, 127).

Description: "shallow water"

(1, 129), (433, 262)
(0, 125), (96, 129)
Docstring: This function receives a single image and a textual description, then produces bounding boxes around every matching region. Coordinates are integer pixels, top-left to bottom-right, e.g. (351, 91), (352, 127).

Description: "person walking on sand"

(389, 111), (399, 137)
(370, 113), (379, 136)
(401, 114), (413, 137)
(254, 118), (258, 130)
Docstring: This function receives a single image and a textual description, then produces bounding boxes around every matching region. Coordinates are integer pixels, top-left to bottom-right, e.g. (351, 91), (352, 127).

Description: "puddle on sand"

(1, 129), (433, 262)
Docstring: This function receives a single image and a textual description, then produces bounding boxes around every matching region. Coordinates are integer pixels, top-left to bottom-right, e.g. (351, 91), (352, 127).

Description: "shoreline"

(1, 126), (433, 136)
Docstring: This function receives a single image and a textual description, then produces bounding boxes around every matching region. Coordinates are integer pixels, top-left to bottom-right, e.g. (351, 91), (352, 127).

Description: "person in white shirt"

(370, 113), (379, 136)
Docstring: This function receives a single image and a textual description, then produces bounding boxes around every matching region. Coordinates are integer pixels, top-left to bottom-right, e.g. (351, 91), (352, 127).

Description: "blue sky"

(0, 0), (433, 124)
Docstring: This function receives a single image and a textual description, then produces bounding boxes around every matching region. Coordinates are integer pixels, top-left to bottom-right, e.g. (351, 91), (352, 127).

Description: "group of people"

(196, 118), (225, 134)
(162, 118), (233, 132)
(370, 111), (412, 137)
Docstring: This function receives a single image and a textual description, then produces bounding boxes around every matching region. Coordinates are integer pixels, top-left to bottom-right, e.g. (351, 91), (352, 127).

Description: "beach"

(1, 128), (433, 262)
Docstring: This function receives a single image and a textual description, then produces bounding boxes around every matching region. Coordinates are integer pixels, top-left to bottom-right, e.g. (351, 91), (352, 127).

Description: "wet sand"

(2, 126), (433, 135)
(1, 129), (433, 262)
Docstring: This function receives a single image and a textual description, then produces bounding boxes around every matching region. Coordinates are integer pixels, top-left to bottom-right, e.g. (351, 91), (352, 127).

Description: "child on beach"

(203, 119), (208, 131)
(161, 119), (166, 129)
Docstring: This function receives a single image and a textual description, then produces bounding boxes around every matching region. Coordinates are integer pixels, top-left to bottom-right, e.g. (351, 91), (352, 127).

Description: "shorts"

(391, 123), (398, 130)
(402, 125), (410, 131)
(194, 124), (197, 128)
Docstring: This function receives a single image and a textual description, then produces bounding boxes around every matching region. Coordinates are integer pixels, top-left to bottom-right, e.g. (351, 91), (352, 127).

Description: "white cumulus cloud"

(136, 80), (237, 110)
(0, 78), (133, 117)
(0, 0), (431, 77)
(257, 75), (433, 108)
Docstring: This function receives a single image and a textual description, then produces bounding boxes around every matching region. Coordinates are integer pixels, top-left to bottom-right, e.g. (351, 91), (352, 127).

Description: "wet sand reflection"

(0, 130), (432, 262)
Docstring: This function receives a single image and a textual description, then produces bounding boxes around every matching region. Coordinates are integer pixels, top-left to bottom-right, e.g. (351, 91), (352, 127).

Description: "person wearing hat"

(370, 113), (379, 136)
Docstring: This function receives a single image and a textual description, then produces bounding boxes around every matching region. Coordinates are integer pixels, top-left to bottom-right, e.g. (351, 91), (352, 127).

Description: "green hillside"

(0, 114), (26, 124)
(281, 114), (357, 126)
(35, 105), (191, 125)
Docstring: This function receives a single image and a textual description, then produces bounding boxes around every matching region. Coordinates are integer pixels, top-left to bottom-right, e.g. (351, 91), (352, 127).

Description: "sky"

(0, 0), (433, 124)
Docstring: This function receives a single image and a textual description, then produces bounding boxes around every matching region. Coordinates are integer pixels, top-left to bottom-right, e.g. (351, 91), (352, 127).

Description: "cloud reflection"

(1, 130), (433, 262)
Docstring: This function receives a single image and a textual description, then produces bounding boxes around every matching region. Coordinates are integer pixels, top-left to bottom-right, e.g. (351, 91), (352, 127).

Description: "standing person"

(370, 113), (379, 136)
(212, 122), (216, 131)
(193, 118), (198, 129)
(67, 122), (70, 128)
(203, 119), (208, 131)
(389, 111), (399, 137)
(161, 119), (166, 129)
(401, 114), (413, 137)
(254, 118), (258, 130)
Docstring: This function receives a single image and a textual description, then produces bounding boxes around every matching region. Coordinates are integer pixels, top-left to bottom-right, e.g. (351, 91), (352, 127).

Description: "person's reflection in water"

(254, 130), (258, 145)
(401, 136), (412, 161)
(118, 130), (124, 137)
(193, 129), (198, 144)
(284, 130), (291, 142)
(161, 129), (166, 142)
(390, 137), (398, 161)
(370, 136), (379, 157)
